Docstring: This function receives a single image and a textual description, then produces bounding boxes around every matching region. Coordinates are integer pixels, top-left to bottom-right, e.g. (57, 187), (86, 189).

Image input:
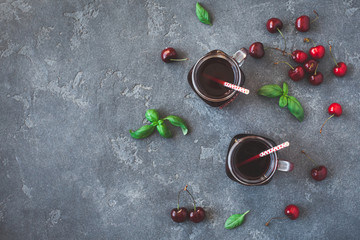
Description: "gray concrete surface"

(1, 0), (360, 239)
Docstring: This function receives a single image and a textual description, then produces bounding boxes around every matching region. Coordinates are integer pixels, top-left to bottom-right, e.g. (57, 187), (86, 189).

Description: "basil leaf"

(196, 2), (212, 26)
(156, 121), (172, 138)
(224, 210), (250, 230)
(258, 84), (283, 98)
(163, 115), (188, 135)
(145, 109), (159, 123)
(287, 96), (304, 122)
(279, 95), (288, 108)
(283, 82), (288, 96)
(129, 125), (155, 139)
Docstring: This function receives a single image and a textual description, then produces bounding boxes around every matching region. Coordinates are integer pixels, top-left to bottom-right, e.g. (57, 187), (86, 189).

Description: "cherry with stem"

(161, 47), (188, 63)
(274, 61), (305, 81)
(308, 63), (323, 86)
(184, 185), (205, 223)
(170, 188), (188, 223)
(304, 38), (325, 59)
(266, 18), (287, 55)
(329, 43), (347, 77)
(266, 204), (299, 226)
(301, 150), (328, 181)
(320, 102), (342, 134)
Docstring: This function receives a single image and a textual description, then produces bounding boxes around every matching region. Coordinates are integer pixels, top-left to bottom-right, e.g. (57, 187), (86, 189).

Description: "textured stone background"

(1, 0), (359, 239)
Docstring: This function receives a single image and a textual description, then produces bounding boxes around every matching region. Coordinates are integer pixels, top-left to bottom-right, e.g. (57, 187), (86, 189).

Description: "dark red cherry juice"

(196, 57), (235, 97)
(234, 140), (271, 179)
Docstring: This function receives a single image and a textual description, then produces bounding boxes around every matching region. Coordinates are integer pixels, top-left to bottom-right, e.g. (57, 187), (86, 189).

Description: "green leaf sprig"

(129, 109), (189, 139)
(196, 2), (212, 26)
(224, 210), (250, 229)
(258, 82), (304, 122)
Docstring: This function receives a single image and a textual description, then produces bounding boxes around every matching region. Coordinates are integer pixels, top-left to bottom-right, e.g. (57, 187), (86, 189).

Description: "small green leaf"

(157, 122), (172, 138)
(145, 109), (159, 123)
(163, 115), (188, 135)
(283, 82), (288, 96)
(258, 84), (283, 98)
(129, 125), (155, 139)
(287, 96), (304, 122)
(279, 95), (288, 108)
(224, 210), (250, 230)
(196, 2), (212, 26)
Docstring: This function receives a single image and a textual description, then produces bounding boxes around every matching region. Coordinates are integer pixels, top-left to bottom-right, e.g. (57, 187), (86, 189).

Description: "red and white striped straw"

(202, 73), (250, 95)
(237, 141), (290, 167)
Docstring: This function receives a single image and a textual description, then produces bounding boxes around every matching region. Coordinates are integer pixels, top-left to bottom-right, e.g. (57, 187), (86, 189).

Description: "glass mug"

(226, 134), (294, 186)
(187, 49), (248, 107)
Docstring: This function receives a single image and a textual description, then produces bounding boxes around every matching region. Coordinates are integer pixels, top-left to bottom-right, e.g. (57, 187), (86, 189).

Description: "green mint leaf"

(258, 84), (283, 98)
(224, 210), (250, 229)
(287, 96), (304, 122)
(163, 115), (188, 135)
(196, 2), (212, 26)
(156, 122), (172, 138)
(129, 125), (155, 139)
(145, 109), (159, 123)
(283, 82), (288, 96)
(279, 95), (288, 108)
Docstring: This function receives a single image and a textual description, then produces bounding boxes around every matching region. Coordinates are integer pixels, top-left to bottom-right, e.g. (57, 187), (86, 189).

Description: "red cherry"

(171, 207), (188, 223)
(266, 204), (299, 226)
(309, 72), (323, 85)
(284, 205), (299, 220)
(304, 59), (318, 74)
(189, 207), (206, 223)
(291, 50), (308, 63)
(311, 166), (328, 181)
(309, 45), (325, 59)
(266, 18), (283, 33)
(295, 11), (319, 32)
(320, 103), (342, 133)
(161, 47), (188, 63)
(328, 102), (342, 116)
(184, 185), (206, 223)
(289, 66), (305, 81)
(295, 16), (310, 32)
(249, 42), (265, 58)
(301, 150), (328, 181)
(333, 62), (347, 77)
(275, 61), (304, 81)
(329, 44), (347, 77)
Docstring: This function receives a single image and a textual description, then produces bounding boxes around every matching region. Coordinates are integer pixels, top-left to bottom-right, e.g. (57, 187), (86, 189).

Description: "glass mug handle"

(232, 48), (248, 67)
(277, 160), (294, 172)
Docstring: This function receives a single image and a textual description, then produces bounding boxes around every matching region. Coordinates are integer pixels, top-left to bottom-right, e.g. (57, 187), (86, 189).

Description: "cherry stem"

(328, 43), (338, 67)
(277, 28), (287, 55)
(176, 189), (182, 210)
(264, 47), (292, 56)
(170, 58), (189, 62)
(301, 150), (317, 165)
(275, 61), (294, 70)
(184, 185), (197, 211)
(314, 63), (319, 75)
(304, 38), (316, 47)
(265, 216), (287, 226)
(311, 10), (319, 23)
(320, 114), (335, 134)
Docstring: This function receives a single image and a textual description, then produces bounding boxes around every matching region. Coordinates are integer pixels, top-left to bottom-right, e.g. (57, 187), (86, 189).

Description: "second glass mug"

(226, 134), (294, 186)
(187, 48), (248, 107)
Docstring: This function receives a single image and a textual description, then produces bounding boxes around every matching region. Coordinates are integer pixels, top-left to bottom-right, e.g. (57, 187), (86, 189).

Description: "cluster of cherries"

(249, 12), (347, 86)
(171, 185), (205, 223)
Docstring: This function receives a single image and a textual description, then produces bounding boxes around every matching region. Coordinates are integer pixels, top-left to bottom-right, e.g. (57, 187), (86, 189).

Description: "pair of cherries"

(171, 185), (205, 223)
